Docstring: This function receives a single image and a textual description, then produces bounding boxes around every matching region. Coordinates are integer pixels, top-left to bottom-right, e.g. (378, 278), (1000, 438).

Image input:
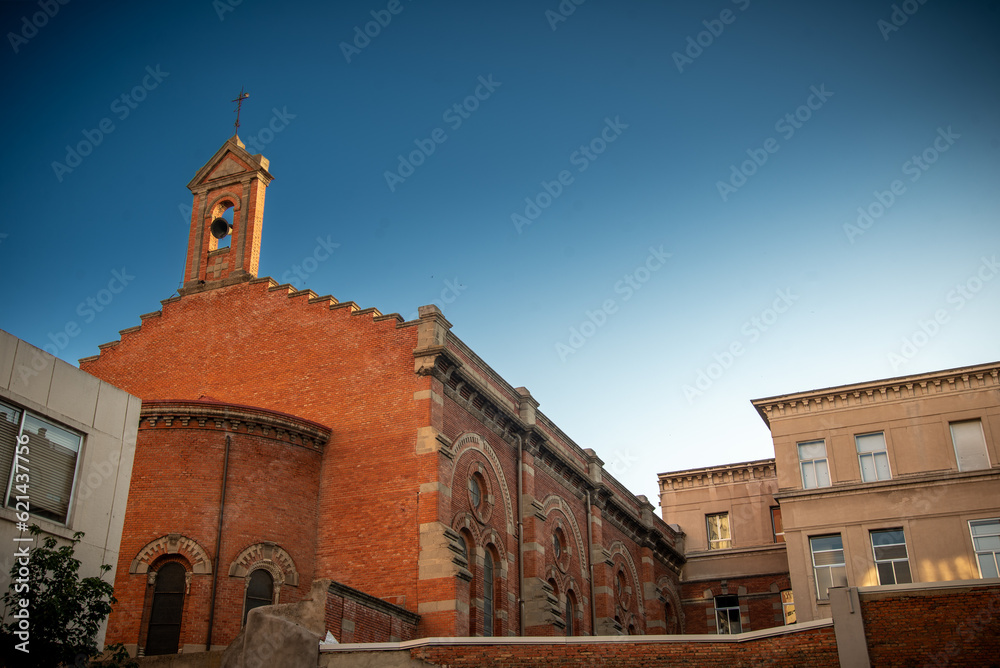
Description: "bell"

(210, 218), (232, 239)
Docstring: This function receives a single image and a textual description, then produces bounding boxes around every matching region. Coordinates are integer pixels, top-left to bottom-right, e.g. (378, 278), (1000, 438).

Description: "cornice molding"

(751, 362), (1000, 427)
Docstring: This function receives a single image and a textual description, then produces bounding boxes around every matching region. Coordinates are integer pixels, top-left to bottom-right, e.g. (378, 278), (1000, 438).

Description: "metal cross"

(231, 87), (250, 135)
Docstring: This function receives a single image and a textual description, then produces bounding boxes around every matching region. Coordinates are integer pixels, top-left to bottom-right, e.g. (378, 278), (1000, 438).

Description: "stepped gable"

(79, 276), (414, 366)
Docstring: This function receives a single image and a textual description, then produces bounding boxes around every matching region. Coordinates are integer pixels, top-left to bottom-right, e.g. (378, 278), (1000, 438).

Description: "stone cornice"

(751, 362), (1000, 427)
(140, 399), (331, 452)
(774, 466), (1000, 502)
(658, 459), (777, 491)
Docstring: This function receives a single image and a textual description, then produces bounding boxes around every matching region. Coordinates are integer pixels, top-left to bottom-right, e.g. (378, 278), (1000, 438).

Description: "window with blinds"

(1, 399), (82, 524)
(950, 420), (990, 472)
(856, 432), (891, 482)
(810, 534), (847, 600)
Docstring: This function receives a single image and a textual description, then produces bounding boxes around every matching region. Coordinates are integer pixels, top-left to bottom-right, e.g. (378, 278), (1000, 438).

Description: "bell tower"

(179, 135), (273, 294)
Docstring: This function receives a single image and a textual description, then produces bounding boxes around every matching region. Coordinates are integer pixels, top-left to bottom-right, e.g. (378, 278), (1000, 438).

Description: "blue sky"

(2, 0), (998, 503)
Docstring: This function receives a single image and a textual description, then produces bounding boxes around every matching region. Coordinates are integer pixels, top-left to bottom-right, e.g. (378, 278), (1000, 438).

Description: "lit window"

(798, 440), (830, 489)
(714, 595), (741, 634)
(243, 569), (274, 625)
(950, 420), (990, 472)
(771, 506), (784, 543)
(780, 590), (796, 624)
(969, 519), (1000, 579)
(856, 433), (891, 482)
(810, 535), (847, 600)
(706, 512), (731, 550)
(1, 400), (82, 524)
(870, 529), (911, 585)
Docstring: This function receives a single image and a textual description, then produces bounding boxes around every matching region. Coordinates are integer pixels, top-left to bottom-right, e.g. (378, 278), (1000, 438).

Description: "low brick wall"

(325, 581), (420, 644)
(320, 621), (838, 667)
(860, 582), (1000, 667)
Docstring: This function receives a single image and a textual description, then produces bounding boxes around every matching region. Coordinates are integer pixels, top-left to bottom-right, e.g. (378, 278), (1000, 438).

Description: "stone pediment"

(187, 135), (272, 191)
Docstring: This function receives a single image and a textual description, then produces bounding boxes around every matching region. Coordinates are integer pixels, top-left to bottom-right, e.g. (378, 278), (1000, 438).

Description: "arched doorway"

(146, 562), (186, 655)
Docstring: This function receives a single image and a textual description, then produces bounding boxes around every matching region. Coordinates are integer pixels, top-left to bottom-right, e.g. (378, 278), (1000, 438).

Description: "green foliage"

(1, 525), (134, 667)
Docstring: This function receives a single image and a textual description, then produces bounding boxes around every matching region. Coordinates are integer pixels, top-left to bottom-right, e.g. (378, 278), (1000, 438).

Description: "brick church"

(80, 136), (685, 655)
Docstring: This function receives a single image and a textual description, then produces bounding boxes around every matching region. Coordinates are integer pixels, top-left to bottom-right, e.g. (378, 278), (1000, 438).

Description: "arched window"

(146, 562), (186, 655)
(483, 548), (495, 636)
(565, 590), (576, 636)
(243, 569), (274, 626)
(458, 532), (475, 636)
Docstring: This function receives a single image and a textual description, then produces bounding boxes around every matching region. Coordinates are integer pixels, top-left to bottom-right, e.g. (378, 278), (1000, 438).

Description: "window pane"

(875, 544), (908, 560)
(877, 561), (896, 585)
(813, 549), (845, 566)
(978, 554), (1000, 579)
(859, 454), (877, 482)
(951, 420), (990, 471)
(0, 402), (22, 502)
(871, 529), (905, 547)
(798, 441), (826, 459)
(15, 414), (81, 522)
(811, 535), (843, 553)
(974, 536), (1000, 552)
(970, 520), (1000, 536)
(801, 462), (816, 489)
(856, 433), (886, 454)
(894, 560), (912, 584)
(816, 461), (831, 487)
(874, 453), (891, 480)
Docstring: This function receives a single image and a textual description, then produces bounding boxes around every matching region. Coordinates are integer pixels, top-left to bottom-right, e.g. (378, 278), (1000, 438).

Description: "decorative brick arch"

(657, 575), (684, 634)
(228, 542), (299, 587)
(130, 534), (212, 575)
(451, 432), (516, 535)
(608, 541), (643, 612)
(541, 495), (588, 571)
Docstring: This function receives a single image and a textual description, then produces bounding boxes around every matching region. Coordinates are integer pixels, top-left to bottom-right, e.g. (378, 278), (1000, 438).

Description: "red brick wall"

(861, 585), (1000, 667)
(401, 627), (838, 667)
(325, 581), (419, 643)
(681, 573), (791, 634)
(81, 280), (430, 611)
(105, 409), (324, 650)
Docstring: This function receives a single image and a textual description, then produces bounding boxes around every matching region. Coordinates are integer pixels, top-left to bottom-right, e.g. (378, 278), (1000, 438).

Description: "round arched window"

(469, 474), (482, 509)
(553, 532), (562, 559)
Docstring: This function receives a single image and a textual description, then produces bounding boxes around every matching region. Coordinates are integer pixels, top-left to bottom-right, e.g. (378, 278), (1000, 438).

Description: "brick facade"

(81, 137), (684, 653)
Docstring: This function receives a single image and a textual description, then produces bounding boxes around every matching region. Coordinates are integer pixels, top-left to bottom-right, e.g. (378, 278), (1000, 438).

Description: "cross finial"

(231, 86), (250, 136)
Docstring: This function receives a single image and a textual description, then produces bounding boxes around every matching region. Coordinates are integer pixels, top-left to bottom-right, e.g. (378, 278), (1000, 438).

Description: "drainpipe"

(585, 489), (597, 635)
(206, 433), (231, 651)
(516, 434), (525, 636)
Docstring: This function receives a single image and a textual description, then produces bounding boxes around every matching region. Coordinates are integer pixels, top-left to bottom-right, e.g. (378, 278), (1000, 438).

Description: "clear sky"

(2, 0), (998, 504)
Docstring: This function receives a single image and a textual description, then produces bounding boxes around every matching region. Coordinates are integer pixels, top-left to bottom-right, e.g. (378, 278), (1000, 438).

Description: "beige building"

(754, 361), (1000, 622)
(659, 361), (1000, 632)
(0, 329), (142, 648)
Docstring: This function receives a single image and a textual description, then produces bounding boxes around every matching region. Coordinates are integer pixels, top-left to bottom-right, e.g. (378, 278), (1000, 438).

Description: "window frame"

(706, 512), (732, 550)
(969, 518), (1000, 579)
(1, 398), (84, 526)
(770, 506), (784, 544)
(870, 528), (912, 585)
(780, 589), (796, 625)
(950, 419), (990, 472)
(809, 534), (847, 601)
(714, 595), (742, 634)
(797, 440), (831, 489)
(856, 432), (891, 482)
